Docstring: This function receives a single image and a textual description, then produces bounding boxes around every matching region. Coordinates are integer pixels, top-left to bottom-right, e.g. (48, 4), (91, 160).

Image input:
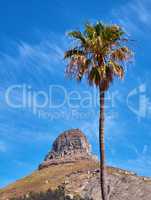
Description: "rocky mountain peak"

(39, 129), (96, 169)
(1, 129), (151, 200)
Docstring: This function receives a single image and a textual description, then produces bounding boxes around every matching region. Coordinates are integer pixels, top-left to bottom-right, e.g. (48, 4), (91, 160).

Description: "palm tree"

(64, 22), (133, 200)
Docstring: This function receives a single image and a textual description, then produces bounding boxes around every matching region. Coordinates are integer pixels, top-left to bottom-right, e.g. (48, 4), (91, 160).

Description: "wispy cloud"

(112, 0), (151, 36)
(0, 33), (66, 87)
(124, 144), (151, 176)
(129, 0), (151, 26)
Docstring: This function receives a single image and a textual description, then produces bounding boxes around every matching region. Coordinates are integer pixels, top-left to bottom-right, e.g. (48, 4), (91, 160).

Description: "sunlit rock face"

(39, 129), (96, 169)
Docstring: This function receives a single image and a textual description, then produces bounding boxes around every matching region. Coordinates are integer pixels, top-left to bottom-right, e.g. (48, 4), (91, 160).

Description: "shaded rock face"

(65, 168), (151, 200)
(39, 129), (95, 169)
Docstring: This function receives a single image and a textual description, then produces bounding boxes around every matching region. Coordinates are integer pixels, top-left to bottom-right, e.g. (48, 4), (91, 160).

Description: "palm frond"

(109, 60), (124, 79)
(66, 55), (91, 82)
(64, 48), (84, 59)
(68, 31), (86, 44)
(85, 23), (95, 39)
(88, 67), (101, 86)
(111, 47), (132, 61)
(100, 65), (114, 91)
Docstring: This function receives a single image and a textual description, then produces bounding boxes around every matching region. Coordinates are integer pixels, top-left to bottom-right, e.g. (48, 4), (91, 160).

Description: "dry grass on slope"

(0, 160), (99, 200)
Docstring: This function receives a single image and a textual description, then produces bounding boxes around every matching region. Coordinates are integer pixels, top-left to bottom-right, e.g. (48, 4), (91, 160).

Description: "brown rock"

(39, 129), (96, 169)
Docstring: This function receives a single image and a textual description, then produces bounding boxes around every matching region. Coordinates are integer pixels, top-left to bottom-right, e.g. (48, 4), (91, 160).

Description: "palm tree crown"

(64, 22), (133, 90)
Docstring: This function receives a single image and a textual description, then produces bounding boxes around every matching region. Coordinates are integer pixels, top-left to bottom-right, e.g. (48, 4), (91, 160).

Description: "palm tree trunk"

(99, 88), (106, 200)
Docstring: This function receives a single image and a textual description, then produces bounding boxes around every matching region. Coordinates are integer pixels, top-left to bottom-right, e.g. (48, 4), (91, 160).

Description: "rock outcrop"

(39, 129), (96, 169)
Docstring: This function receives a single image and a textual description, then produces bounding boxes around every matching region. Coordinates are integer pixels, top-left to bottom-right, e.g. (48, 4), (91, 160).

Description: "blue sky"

(0, 0), (151, 188)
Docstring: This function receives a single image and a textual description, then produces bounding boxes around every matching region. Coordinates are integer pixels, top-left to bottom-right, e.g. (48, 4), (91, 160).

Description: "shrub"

(10, 186), (93, 200)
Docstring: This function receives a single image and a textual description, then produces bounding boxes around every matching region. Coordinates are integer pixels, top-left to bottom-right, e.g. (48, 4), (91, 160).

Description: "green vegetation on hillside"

(10, 186), (93, 200)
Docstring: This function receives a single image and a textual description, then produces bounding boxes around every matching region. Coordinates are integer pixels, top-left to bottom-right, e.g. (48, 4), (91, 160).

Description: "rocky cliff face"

(39, 129), (96, 169)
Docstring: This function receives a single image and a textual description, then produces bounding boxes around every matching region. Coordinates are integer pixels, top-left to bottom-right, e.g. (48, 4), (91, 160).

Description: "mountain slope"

(1, 160), (151, 200)
(0, 160), (98, 199)
(1, 129), (151, 200)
